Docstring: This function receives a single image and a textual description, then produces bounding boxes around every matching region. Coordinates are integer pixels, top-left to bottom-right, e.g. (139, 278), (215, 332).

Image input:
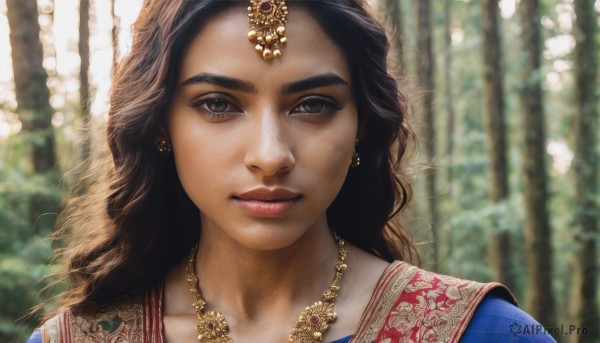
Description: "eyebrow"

(178, 72), (349, 94)
(179, 73), (255, 92)
(280, 73), (349, 94)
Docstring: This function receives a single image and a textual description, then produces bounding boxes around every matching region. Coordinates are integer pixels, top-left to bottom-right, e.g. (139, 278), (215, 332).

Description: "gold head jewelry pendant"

(247, 0), (289, 61)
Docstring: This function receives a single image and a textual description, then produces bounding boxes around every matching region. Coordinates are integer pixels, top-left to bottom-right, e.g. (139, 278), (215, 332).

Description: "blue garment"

(26, 327), (42, 343)
(458, 295), (557, 343)
(27, 296), (556, 343)
(330, 334), (353, 343)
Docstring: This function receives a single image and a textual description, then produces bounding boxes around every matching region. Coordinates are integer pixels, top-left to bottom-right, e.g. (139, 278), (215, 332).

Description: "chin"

(228, 223), (311, 252)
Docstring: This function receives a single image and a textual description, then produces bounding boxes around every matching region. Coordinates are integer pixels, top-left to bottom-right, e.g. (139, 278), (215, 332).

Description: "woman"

(29, 0), (554, 342)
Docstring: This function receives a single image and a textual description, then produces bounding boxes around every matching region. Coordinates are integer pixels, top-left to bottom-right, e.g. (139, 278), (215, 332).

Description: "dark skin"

(162, 7), (389, 343)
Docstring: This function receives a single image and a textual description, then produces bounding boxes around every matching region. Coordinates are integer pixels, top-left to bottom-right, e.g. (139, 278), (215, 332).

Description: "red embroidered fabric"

(351, 262), (515, 343)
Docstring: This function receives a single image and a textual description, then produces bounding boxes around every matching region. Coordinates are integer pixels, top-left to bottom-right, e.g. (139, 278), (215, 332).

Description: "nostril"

(244, 147), (295, 176)
(243, 118), (295, 175)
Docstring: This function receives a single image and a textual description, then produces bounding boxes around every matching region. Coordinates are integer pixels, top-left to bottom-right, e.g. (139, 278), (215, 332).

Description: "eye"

(189, 94), (242, 121)
(204, 98), (231, 113)
(291, 96), (340, 116)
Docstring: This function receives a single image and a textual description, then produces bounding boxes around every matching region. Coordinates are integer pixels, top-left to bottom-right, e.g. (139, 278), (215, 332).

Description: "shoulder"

(377, 261), (516, 307)
(38, 311), (66, 343)
(27, 311), (65, 343)
(31, 285), (161, 343)
(352, 261), (518, 343)
(461, 295), (557, 342)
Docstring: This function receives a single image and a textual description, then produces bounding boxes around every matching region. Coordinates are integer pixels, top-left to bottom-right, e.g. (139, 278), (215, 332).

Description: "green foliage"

(0, 130), (63, 342)
(0, 240), (61, 342)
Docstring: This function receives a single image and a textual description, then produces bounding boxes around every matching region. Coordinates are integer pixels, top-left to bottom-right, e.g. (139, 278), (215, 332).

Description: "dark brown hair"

(53, 0), (417, 312)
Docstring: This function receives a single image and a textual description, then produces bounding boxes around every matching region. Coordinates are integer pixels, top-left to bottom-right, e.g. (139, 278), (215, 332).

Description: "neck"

(194, 218), (340, 322)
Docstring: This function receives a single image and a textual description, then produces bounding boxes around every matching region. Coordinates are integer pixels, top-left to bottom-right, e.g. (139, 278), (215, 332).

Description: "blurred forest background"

(0, 0), (598, 342)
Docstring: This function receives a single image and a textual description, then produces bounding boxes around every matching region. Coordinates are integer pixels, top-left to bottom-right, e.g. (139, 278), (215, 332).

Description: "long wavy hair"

(53, 0), (417, 313)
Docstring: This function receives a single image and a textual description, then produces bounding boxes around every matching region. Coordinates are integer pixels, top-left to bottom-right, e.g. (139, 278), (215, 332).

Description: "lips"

(233, 188), (302, 216)
(235, 188), (301, 201)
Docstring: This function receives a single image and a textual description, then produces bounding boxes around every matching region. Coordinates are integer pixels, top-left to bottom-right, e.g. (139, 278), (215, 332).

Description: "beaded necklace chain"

(185, 236), (349, 342)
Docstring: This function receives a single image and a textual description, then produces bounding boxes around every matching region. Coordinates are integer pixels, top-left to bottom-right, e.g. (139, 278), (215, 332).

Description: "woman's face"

(167, 6), (358, 250)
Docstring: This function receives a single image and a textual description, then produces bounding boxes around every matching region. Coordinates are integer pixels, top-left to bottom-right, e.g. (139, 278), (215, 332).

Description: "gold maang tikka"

(247, 0), (289, 61)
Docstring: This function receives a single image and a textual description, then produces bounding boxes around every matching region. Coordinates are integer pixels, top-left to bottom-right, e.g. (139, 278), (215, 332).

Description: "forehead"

(178, 5), (351, 86)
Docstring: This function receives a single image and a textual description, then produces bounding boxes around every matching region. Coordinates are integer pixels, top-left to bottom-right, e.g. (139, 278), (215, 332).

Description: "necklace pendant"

(290, 300), (336, 342)
(195, 310), (232, 343)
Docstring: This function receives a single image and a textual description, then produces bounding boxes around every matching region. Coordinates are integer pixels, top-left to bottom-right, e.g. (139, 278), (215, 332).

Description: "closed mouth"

(234, 188), (302, 202)
(232, 188), (302, 216)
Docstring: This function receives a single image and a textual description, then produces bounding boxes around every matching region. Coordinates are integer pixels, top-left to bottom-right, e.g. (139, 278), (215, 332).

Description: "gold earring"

(351, 150), (361, 168)
(155, 138), (171, 155)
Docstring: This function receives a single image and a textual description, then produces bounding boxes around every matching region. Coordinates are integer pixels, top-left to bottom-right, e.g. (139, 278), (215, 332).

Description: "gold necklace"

(185, 236), (349, 343)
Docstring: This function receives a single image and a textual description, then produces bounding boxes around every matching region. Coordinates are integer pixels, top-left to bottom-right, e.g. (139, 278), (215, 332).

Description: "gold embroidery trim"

(350, 261), (415, 343)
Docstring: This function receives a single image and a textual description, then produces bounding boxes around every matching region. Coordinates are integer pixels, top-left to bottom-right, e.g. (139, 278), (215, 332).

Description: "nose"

(244, 111), (295, 177)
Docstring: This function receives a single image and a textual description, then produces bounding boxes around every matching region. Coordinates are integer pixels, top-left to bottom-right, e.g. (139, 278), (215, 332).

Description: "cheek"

(306, 138), (353, 175)
(298, 117), (357, 194)
(172, 141), (214, 208)
(168, 118), (238, 208)
(318, 113), (357, 166)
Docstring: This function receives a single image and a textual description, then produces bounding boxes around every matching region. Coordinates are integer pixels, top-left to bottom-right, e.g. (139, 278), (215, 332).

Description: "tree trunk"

(481, 0), (515, 291)
(518, 0), (555, 327)
(41, 0), (56, 77)
(79, 0), (91, 161)
(442, 0), (454, 263)
(111, 0), (120, 75)
(417, 0), (438, 269)
(6, 0), (58, 229)
(383, 0), (404, 71)
(7, 0), (56, 172)
(444, 0), (454, 194)
(572, 1), (599, 341)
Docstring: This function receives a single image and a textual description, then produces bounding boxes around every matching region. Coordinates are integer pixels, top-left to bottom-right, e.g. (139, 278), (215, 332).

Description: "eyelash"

(291, 96), (341, 116)
(189, 94), (341, 121)
(189, 94), (242, 121)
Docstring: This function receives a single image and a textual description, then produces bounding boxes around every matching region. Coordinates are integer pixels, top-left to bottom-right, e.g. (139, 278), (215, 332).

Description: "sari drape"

(34, 261), (516, 343)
